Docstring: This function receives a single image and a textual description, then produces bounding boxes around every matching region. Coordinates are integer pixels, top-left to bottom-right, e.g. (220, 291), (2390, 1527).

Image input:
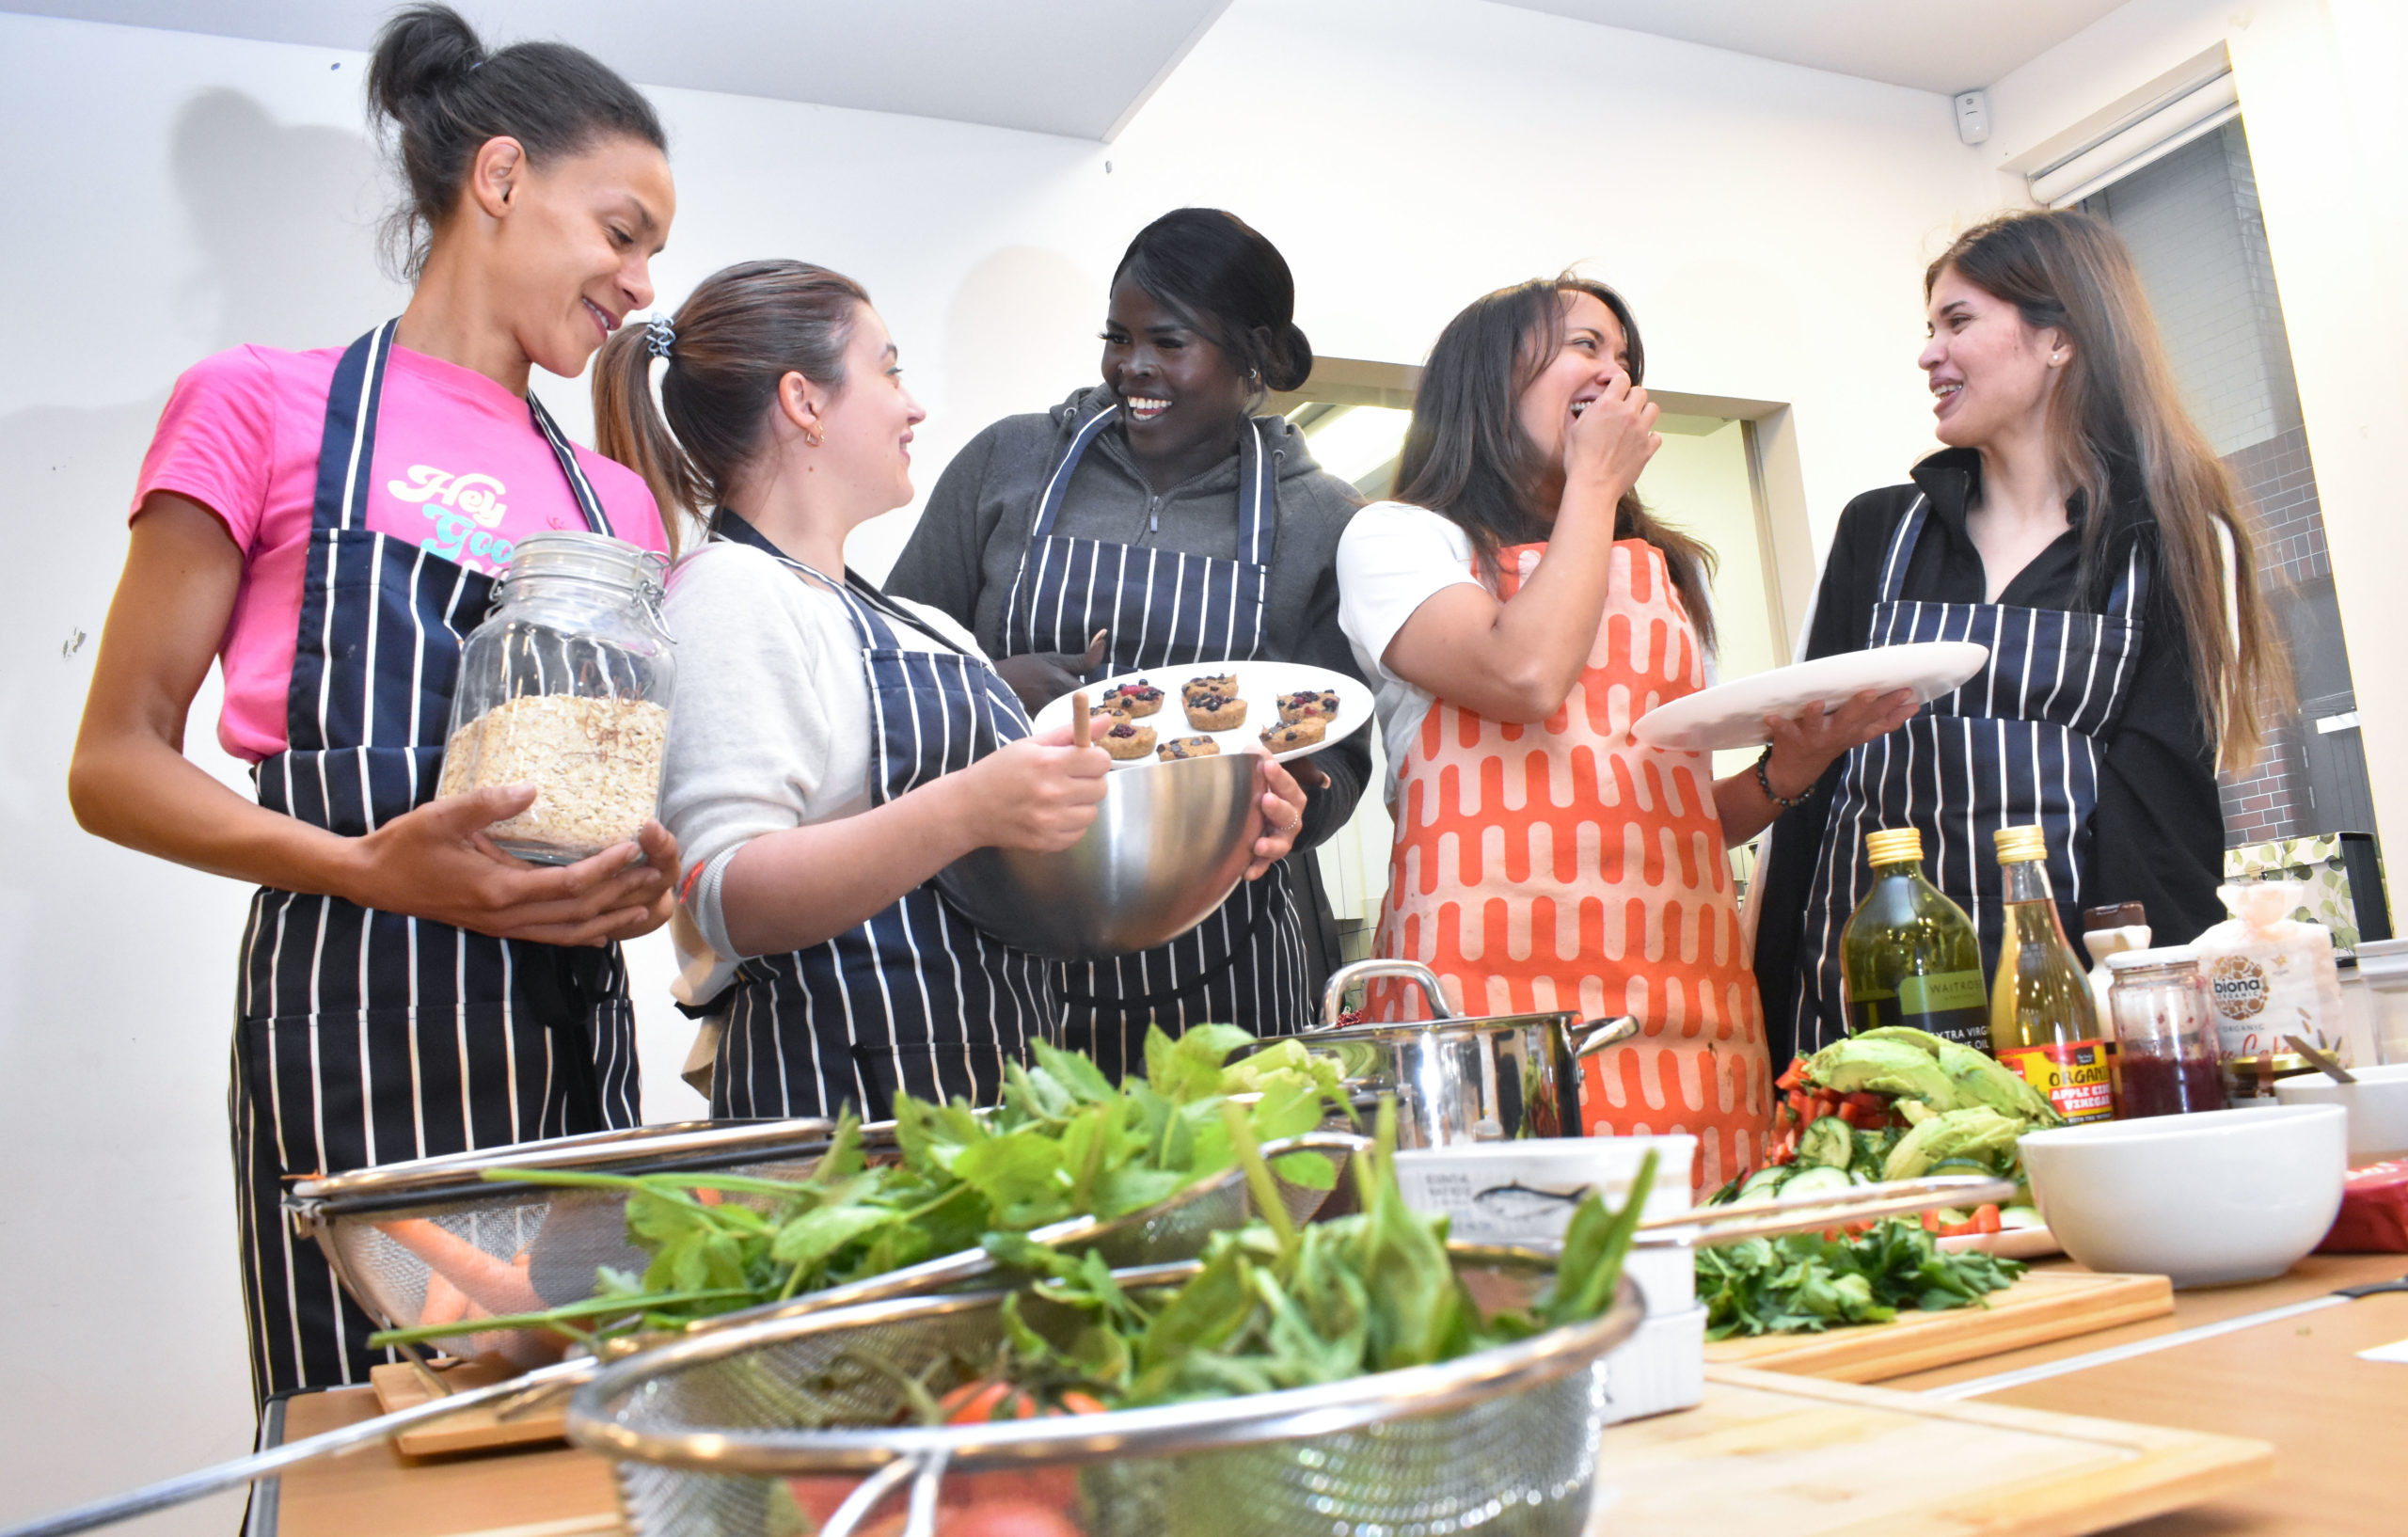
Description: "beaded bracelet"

(1755, 748), (1809, 810)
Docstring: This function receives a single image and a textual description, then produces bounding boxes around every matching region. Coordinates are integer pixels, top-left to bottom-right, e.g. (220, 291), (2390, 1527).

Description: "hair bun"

(368, 4), (486, 121)
(1261, 323), (1313, 394)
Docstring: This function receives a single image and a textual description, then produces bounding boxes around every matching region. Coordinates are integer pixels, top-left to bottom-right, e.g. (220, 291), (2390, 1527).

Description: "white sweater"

(658, 539), (992, 1004)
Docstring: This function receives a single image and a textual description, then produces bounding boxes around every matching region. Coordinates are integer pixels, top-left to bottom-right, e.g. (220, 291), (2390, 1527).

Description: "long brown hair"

(1931, 211), (2283, 770)
(1391, 276), (1717, 655)
(593, 260), (870, 555)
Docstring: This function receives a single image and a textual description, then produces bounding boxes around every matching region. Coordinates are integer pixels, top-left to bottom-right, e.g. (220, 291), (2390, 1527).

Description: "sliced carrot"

(1973, 1204), (2003, 1235)
(1057, 1391), (1110, 1417)
(1836, 1101), (1861, 1127)
(945, 1381), (1015, 1424)
(1775, 1058), (1809, 1092)
(1920, 1211), (1940, 1233)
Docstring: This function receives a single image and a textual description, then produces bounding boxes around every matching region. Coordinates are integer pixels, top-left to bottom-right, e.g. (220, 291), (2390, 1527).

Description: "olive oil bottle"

(1840, 827), (1989, 1050)
(1988, 825), (2114, 1123)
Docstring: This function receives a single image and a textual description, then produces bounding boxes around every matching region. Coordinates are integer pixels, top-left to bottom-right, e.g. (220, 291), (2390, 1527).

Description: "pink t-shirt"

(134, 342), (669, 763)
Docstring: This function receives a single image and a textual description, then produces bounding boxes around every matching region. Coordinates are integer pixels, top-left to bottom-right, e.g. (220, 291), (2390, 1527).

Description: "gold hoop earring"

(803, 430), (823, 448)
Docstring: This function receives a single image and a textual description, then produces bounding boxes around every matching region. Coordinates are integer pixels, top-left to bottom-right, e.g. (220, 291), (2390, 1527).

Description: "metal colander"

(288, 1118), (847, 1368)
(568, 1247), (1641, 1537)
(287, 1121), (1356, 1369)
(0, 1131), (1361, 1537)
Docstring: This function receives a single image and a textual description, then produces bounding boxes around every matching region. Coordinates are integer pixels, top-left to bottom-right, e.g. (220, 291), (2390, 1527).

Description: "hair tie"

(645, 314), (676, 360)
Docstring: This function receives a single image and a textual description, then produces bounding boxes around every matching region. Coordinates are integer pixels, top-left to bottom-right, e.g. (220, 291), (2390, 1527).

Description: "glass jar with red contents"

(2104, 946), (2228, 1118)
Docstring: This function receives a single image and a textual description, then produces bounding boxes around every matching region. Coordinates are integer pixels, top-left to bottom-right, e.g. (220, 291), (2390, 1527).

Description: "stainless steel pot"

(1297, 959), (1639, 1148)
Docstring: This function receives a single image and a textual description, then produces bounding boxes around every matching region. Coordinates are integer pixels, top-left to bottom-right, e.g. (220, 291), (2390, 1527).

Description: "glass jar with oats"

(437, 532), (676, 864)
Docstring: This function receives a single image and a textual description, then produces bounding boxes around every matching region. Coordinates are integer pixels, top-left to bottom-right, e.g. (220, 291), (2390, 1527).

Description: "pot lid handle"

(1313, 959), (1454, 1027)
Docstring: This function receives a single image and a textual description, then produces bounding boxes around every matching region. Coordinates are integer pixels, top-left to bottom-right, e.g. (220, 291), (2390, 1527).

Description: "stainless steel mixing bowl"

(933, 749), (1264, 960)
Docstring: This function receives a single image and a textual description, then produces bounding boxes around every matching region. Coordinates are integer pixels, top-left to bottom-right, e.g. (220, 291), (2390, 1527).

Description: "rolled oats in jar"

(436, 532), (675, 864)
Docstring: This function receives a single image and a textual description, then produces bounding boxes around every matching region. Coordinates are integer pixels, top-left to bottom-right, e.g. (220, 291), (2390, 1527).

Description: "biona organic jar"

(2194, 880), (2349, 1062)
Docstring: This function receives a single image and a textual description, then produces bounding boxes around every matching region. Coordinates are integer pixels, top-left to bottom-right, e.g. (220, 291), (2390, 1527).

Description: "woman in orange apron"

(1336, 277), (1910, 1191)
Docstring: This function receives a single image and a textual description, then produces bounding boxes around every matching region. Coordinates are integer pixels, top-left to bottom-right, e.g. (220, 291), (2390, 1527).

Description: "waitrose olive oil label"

(1841, 828), (1991, 1052)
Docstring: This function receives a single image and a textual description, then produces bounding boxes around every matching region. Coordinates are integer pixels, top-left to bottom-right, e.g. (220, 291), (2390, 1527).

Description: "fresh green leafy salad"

(973, 1101), (1656, 1406)
(1697, 1217), (2026, 1339)
(369, 1026), (1350, 1350)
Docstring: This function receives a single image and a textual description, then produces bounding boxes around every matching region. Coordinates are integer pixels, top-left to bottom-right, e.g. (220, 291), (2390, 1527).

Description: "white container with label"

(1394, 1134), (1705, 1424)
(1394, 1136), (1697, 1315)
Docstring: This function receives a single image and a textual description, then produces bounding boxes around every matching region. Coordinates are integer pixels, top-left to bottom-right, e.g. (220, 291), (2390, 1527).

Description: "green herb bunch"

(369, 1027), (1350, 1352)
(1697, 1216), (2025, 1339)
(980, 1101), (1656, 1408)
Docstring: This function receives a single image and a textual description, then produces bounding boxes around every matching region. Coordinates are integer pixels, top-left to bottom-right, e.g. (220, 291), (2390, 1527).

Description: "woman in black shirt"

(1753, 210), (2282, 1064)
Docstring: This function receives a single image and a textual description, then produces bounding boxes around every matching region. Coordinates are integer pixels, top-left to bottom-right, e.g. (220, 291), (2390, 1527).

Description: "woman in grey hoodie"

(887, 209), (1367, 1075)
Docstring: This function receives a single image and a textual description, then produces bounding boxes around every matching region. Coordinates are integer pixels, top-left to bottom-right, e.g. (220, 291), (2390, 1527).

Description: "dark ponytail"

(366, 4), (666, 278)
(594, 261), (871, 556)
(1112, 208), (1313, 398)
(1392, 276), (1719, 656)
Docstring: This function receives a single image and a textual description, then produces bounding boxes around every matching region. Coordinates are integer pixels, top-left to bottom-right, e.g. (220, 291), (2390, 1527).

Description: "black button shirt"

(1751, 448), (2226, 1067)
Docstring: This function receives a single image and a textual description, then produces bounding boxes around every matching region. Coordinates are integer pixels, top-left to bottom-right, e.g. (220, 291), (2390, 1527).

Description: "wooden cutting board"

(1703, 1269), (2174, 1383)
(1589, 1366), (2272, 1535)
(369, 1361), (569, 1455)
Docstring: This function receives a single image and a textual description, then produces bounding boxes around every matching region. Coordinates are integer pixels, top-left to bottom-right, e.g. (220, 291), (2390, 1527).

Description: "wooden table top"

(1894, 1252), (2408, 1535)
(261, 1252), (2408, 1537)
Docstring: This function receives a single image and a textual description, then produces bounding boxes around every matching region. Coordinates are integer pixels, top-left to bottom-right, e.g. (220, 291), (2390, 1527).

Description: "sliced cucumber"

(2000, 1204), (2047, 1230)
(1736, 1165), (1789, 1201)
(1779, 1165), (1856, 1198)
(1926, 1155), (2000, 1178)
(1798, 1115), (1854, 1169)
(1851, 1127), (1895, 1179)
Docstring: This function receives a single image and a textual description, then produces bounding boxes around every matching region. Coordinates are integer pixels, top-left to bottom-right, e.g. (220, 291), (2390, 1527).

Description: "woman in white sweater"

(593, 260), (1307, 1115)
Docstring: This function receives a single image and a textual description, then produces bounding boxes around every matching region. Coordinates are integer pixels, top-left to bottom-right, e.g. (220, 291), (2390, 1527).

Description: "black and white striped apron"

(709, 514), (1055, 1119)
(1000, 404), (1310, 1077)
(231, 321), (641, 1402)
(1791, 496), (2148, 1052)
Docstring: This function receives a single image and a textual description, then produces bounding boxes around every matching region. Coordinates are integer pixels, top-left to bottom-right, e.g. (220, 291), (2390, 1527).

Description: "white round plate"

(1940, 1224), (2063, 1260)
(1631, 641), (1989, 753)
(1032, 659), (1372, 769)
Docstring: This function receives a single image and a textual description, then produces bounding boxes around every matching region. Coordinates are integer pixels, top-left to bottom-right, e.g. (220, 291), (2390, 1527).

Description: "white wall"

(1982, 0), (2408, 855)
(0, 2), (2001, 1526)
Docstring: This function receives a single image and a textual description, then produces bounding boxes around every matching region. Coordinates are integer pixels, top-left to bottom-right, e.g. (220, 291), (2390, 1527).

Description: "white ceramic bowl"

(2277, 1062), (2408, 1165)
(2018, 1105), (2346, 1288)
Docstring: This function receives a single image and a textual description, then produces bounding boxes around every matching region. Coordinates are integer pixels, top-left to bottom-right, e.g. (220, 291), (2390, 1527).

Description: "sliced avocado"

(1847, 1026), (1948, 1057)
(1804, 1038), (1957, 1108)
(1882, 1105), (2023, 1181)
(1931, 1038), (2063, 1126)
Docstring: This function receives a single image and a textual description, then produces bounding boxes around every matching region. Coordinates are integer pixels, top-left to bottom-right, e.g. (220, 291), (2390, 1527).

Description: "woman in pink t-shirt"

(68, 6), (680, 1402)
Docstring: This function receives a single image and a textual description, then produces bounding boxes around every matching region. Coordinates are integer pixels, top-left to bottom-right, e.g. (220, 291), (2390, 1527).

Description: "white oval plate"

(1032, 659), (1373, 769)
(1632, 641), (1990, 753)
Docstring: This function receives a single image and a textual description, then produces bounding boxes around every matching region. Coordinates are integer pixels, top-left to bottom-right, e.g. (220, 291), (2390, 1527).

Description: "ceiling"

(1495, 0), (2133, 95)
(0, 0), (1232, 140)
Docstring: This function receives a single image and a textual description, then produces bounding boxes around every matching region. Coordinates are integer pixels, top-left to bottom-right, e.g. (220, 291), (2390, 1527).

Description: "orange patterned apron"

(1366, 537), (1770, 1193)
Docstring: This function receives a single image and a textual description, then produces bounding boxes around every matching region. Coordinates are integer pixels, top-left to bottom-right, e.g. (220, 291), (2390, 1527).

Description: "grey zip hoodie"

(887, 385), (1368, 850)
